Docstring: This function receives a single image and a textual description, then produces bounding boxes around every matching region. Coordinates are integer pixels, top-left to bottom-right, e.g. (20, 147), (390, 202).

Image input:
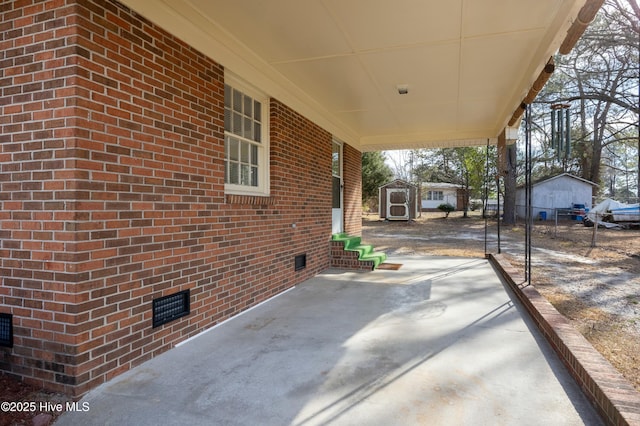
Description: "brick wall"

(1, 0), (348, 397)
(330, 241), (374, 270)
(343, 144), (362, 236)
(1, 0), (92, 394)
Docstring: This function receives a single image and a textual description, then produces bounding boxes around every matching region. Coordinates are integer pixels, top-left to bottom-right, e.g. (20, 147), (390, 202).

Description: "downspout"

(508, 57), (555, 127)
(559, 0), (606, 55)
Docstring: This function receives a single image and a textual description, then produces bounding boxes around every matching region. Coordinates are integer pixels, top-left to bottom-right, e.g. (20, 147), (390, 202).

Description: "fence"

(514, 201), (638, 252)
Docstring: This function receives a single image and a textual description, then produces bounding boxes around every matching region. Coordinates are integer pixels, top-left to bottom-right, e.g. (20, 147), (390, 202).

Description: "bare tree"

(533, 0), (639, 197)
(385, 150), (419, 182)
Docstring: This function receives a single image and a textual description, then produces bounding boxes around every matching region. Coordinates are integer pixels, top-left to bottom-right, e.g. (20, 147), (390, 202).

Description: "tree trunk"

(463, 170), (469, 218)
(502, 143), (518, 224)
(590, 126), (603, 192)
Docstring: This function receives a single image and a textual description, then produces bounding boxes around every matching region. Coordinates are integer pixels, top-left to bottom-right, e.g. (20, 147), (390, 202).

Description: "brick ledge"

(330, 240), (375, 271)
(489, 253), (640, 426)
(225, 194), (276, 205)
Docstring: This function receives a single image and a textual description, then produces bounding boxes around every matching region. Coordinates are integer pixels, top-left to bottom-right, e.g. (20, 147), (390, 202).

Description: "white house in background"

(515, 173), (597, 219)
(421, 182), (463, 210)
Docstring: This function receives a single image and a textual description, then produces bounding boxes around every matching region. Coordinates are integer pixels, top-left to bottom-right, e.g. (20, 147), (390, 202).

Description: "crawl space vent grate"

(295, 254), (307, 271)
(0, 313), (13, 348)
(152, 290), (190, 328)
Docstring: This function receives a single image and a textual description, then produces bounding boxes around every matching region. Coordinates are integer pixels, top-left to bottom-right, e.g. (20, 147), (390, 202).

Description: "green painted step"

(332, 233), (387, 269)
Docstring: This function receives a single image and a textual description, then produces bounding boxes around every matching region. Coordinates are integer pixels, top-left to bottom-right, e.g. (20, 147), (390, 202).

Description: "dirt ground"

(0, 373), (70, 426)
(363, 210), (640, 393)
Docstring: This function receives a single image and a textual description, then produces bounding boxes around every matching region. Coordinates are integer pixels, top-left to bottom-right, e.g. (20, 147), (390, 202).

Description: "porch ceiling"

(119, 0), (588, 151)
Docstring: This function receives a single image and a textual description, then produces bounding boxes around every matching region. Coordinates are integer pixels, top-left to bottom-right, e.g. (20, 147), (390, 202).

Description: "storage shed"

(379, 179), (420, 220)
(516, 173), (597, 220)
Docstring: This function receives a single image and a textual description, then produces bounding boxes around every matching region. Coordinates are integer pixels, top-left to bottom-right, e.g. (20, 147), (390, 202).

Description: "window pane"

(251, 166), (258, 186)
(233, 112), (242, 134)
(243, 117), (252, 139)
(240, 164), (250, 185)
(240, 141), (249, 163)
(251, 145), (258, 165)
(254, 100), (261, 122)
(332, 176), (341, 208)
(233, 89), (242, 113)
(244, 96), (252, 117)
(224, 108), (231, 132)
(229, 138), (239, 161)
(332, 142), (341, 177)
(224, 84), (231, 108)
(229, 162), (239, 184)
(254, 122), (261, 143)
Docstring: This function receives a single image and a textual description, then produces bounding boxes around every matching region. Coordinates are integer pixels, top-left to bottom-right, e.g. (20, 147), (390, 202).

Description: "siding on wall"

(515, 175), (594, 219)
(1, 0), (347, 397)
(421, 190), (458, 210)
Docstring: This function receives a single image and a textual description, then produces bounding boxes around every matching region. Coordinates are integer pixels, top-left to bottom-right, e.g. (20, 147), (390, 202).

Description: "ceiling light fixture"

(396, 84), (409, 95)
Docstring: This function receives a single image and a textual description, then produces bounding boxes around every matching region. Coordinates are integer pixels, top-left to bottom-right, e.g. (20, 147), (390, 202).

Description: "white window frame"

(224, 74), (270, 196)
(427, 190), (444, 201)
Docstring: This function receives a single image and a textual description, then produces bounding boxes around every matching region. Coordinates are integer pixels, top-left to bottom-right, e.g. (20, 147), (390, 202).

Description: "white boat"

(610, 206), (640, 222)
(586, 198), (639, 227)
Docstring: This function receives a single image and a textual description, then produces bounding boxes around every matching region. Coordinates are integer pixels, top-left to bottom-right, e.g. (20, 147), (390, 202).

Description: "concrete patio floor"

(57, 255), (603, 425)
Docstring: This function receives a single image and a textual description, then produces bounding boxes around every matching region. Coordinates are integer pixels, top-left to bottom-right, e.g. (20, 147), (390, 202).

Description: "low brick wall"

(489, 254), (640, 426)
(330, 241), (375, 271)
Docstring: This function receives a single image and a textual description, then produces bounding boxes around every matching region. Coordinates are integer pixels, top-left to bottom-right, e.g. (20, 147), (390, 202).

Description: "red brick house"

(1, 0), (598, 396)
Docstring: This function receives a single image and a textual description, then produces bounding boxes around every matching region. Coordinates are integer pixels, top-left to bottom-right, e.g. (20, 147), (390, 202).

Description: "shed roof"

(532, 173), (599, 188)
(422, 182), (464, 189)
(379, 179), (418, 189)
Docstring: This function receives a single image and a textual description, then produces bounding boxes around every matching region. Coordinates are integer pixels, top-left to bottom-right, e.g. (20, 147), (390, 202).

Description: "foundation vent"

(152, 290), (190, 328)
(295, 254), (307, 271)
(0, 313), (13, 347)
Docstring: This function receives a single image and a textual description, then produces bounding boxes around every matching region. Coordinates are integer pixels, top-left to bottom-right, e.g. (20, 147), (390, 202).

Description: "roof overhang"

(119, 0), (595, 151)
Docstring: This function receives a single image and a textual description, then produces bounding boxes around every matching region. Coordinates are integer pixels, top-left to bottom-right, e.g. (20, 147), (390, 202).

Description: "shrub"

(437, 203), (455, 218)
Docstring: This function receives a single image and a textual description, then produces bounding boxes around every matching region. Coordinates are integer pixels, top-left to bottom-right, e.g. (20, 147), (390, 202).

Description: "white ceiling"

(119, 0), (587, 151)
